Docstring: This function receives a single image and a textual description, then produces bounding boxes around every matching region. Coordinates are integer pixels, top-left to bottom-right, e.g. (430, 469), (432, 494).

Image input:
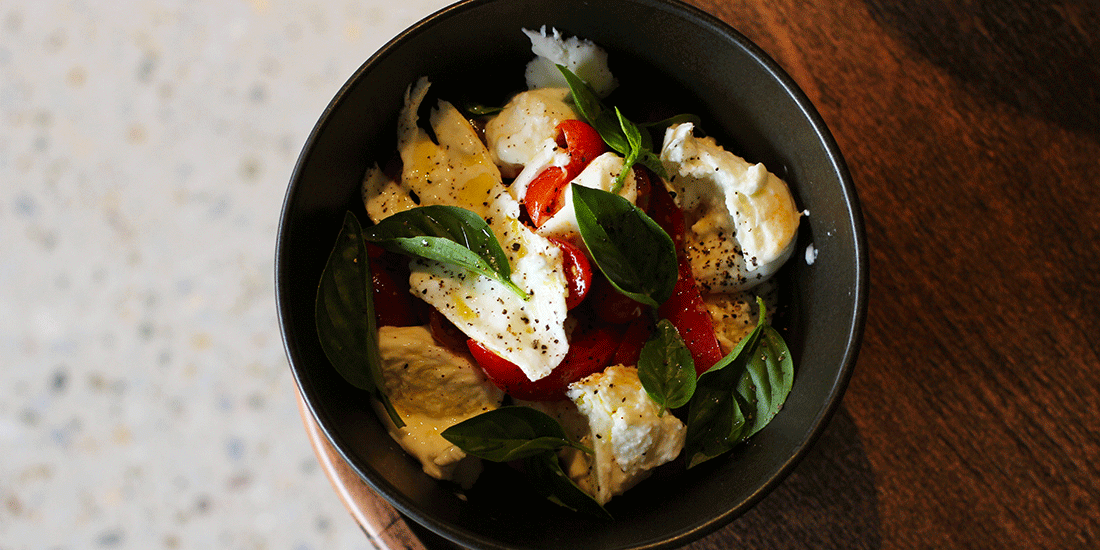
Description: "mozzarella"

(374, 325), (505, 488)
(564, 365), (686, 505)
(365, 78), (571, 382)
(484, 88), (577, 178)
(522, 26), (617, 98)
(660, 123), (801, 292)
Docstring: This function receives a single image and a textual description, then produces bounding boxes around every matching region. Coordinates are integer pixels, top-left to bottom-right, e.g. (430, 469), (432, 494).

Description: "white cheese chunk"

(484, 87), (577, 178)
(564, 365), (686, 505)
(660, 122), (801, 292)
(374, 325), (505, 488)
(522, 26), (617, 98)
(366, 78), (571, 382)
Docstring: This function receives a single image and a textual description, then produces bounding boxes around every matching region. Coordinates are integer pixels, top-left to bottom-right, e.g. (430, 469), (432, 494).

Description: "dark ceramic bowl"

(276, 0), (867, 548)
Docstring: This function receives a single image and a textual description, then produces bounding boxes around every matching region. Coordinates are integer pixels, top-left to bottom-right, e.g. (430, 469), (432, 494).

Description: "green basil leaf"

(441, 406), (586, 462)
(640, 113), (703, 133)
(571, 184), (678, 308)
(611, 107), (642, 193)
(683, 297), (793, 468)
(737, 325), (794, 439)
(315, 212), (403, 428)
(462, 101), (504, 117)
(637, 319), (697, 412)
(363, 205), (529, 300)
(525, 451), (613, 519)
(556, 64), (605, 124)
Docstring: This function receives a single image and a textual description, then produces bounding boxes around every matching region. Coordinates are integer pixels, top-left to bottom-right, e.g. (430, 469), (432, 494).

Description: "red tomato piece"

(611, 316), (655, 367)
(367, 247), (423, 327)
(557, 119), (607, 179)
(588, 273), (648, 325)
(648, 182), (724, 374)
(658, 255), (725, 375)
(466, 323), (624, 401)
(547, 237), (592, 309)
(524, 166), (569, 227)
(428, 307), (468, 354)
(524, 120), (607, 228)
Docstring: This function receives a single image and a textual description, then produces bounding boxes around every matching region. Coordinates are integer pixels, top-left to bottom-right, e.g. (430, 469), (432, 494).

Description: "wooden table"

(298, 0), (1100, 547)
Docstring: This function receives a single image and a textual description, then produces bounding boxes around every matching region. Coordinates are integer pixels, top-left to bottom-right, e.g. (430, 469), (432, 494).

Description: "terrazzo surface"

(1, 1), (454, 548)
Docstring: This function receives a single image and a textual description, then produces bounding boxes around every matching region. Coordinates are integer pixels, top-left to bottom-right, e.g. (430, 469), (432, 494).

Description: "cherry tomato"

(367, 244), (423, 327)
(524, 120), (607, 227)
(466, 323), (624, 401)
(547, 237), (592, 309)
(525, 166), (569, 227)
(557, 119), (607, 179)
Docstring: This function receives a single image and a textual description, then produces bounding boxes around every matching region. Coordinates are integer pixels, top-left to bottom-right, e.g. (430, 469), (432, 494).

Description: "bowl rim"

(276, 0), (868, 547)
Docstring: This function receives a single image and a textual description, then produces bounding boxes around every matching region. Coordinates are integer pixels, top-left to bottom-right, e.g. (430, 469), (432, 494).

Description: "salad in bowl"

(315, 27), (801, 516)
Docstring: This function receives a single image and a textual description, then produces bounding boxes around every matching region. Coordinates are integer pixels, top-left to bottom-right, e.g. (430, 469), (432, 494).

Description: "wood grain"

(301, 0), (1100, 548)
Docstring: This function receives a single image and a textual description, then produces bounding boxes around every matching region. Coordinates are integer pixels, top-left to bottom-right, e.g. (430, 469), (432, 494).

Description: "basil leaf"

(640, 113), (703, 133)
(611, 107), (642, 193)
(462, 101), (504, 116)
(315, 212), (403, 428)
(737, 325), (794, 439)
(525, 451), (612, 519)
(441, 406), (587, 462)
(363, 205), (529, 300)
(637, 319), (697, 412)
(572, 185), (678, 308)
(556, 64), (604, 124)
(683, 297), (794, 468)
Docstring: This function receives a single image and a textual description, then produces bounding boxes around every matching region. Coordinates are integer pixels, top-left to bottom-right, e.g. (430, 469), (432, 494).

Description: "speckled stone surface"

(0, 1), (453, 548)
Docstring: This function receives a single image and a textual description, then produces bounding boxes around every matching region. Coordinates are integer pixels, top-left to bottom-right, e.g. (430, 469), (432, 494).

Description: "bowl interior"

(276, 0), (867, 548)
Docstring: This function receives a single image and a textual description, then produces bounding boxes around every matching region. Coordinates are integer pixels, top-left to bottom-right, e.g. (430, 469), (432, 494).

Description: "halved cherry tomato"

(547, 236), (592, 309)
(524, 120), (607, 227)
(367, 244), (423, 327)
(466, 323), (624, 401)
(557, 119), (607, 179)
(525, 166), (569, 227)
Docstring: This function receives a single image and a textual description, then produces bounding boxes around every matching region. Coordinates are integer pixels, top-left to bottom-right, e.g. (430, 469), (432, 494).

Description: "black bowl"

(276, 0), (867, 548)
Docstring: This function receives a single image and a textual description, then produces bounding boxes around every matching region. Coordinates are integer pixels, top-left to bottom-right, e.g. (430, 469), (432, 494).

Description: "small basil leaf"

(556, 64), (604, 124)
(572, 185), (678, 309)
(637, 319), (697, 412)
(525, 451), (613, 519)
(640, 113), (703, 133)
(737, 325), (794, 439)
(441, 406), (582, 462)
(315, 211), (403, 428)
(463, 101), (504, 117)
(363, 205), (529, 300)
(611, 107), (643, 193)
(684, 297), (793, 468)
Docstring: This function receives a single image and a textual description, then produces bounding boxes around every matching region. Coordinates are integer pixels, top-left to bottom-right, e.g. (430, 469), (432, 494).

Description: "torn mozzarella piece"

(523, 26), (617, 98)
(365, 78), (571, 382)
(660, 123), (801, 292)
(564, 365), (686, 505)
(535, 152), (638, 243)
(484, 87), (577, 178)
(374, 325), (505, 488)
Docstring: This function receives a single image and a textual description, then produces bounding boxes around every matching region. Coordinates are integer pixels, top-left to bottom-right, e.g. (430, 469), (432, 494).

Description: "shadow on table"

(691, 406), (881, 550)
(864, 0), (1100, 135)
